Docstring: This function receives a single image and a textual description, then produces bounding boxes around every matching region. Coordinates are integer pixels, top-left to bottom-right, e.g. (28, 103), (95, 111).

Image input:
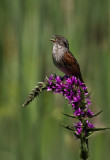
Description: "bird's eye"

(64, 42), (67, 46)
(64, 41), (68, 47)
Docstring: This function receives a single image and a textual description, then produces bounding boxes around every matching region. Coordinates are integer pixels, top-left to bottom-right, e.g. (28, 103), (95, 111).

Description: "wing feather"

(63, 52), (84, 82)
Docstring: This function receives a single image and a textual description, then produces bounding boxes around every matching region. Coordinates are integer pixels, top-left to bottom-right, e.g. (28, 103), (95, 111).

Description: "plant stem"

(80, 137), (89, 160)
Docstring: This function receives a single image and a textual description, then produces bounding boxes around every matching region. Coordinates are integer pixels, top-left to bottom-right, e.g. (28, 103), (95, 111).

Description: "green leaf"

(60, 124), (75, 131)
(62, 112), (77, 119)
(88, 127), (110, 132)
(90, 110), (103, 118)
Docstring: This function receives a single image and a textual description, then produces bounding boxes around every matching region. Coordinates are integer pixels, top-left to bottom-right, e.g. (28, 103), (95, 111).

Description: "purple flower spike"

(47, 74), (94, 118)
(47, 74), (95, 138)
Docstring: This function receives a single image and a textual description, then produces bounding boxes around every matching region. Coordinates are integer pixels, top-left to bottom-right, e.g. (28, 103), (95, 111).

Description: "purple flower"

(47, 88), (52, 91)
(74, 122), (82, 136)
(74, 108), (84, 116)
(74, 120), (95, 138)
(86, 120), (95, 128)
(86, 109), (94, 117)
(48, 74), (54, 80)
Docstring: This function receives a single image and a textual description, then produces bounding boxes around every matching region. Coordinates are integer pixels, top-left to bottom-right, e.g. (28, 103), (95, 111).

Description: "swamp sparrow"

(50, 35), (84, 83)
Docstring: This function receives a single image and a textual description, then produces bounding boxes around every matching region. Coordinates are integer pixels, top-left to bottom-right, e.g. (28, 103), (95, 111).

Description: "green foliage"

(0, 0), (110, 160)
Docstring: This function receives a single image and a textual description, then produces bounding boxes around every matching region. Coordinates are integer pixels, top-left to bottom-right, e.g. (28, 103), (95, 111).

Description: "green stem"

(80, 138), (89, 160)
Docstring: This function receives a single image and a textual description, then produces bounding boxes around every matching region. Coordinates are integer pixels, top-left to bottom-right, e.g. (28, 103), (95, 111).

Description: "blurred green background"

(0, 0), (110, 160)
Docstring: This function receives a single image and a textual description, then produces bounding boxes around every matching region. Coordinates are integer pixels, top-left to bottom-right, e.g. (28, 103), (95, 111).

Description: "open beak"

(50, 35), (56, 42)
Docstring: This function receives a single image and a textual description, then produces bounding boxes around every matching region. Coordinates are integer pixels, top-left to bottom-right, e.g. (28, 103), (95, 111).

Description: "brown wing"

(63, 52), (84, 82)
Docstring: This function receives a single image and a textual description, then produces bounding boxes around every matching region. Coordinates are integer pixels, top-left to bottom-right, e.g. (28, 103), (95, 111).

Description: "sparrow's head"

(50, 35), (69, 49)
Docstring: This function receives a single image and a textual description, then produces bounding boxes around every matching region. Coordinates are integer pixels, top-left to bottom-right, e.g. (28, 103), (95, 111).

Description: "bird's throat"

(52, 43), (67, 62)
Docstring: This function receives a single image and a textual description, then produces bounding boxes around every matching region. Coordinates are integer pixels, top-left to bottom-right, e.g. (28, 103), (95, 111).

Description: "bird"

(50, 35), (84, 83)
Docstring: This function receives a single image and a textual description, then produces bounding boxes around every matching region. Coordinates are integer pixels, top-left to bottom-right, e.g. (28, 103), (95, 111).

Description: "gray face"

(53, 35), (69, 49)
